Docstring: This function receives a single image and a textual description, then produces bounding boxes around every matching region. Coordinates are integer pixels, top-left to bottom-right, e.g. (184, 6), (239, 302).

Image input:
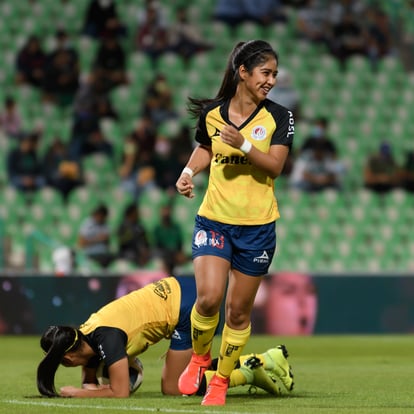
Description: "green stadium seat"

(127, 52), (154, 86)
(137, 187), (169, 233)
(234, 21), (264, 40)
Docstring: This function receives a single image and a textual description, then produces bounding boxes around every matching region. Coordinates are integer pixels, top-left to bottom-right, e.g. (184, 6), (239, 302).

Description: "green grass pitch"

(0, 335), (412, 414)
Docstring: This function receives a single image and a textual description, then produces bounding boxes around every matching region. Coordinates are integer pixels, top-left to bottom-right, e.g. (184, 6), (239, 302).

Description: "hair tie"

(64, 329), (79, 353)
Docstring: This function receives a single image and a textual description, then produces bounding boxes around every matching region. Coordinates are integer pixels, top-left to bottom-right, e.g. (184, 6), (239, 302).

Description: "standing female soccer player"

(37, 276), (292, 398)
(175, 39), (294, 406)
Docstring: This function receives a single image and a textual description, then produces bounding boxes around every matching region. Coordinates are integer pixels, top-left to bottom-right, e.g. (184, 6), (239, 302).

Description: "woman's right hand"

(176, 173), (195, 198)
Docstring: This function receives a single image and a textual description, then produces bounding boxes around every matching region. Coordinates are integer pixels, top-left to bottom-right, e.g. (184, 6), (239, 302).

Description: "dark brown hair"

(37, 325), (83, 397)
(188, 40), (278, 118)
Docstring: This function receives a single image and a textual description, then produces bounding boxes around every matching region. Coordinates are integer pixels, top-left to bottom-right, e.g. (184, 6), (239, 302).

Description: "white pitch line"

(3, 399), (250, 414)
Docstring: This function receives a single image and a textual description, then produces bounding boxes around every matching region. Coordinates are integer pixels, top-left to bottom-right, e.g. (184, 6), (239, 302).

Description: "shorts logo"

(194, 230), (208, 247)
(172, 329), (181, 340)
(209, 230), (225, 249)
(251, 125), (266, 140)
(253, 250), (269, 264)
(194, 229), (225, 249)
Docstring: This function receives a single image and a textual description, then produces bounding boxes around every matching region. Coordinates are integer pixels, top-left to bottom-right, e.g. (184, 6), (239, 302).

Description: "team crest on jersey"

(251, 126), (266, 140)
(194, 230), (208, 247)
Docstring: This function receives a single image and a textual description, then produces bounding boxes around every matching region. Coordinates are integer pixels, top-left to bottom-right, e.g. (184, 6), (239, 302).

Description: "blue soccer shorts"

(169, 276), (196, 350)
(191, 215), (276, 277)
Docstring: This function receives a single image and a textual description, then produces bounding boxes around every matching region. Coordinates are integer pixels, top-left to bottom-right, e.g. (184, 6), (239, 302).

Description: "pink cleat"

(201, 374), (229, 406)
(178, 352), (211, 396)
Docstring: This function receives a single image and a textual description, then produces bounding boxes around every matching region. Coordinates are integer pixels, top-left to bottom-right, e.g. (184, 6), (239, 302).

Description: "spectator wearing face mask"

(300, 117), (337, 157)
(364, 141), (400, 194)
(289, 139), (344, 192)
(142, 73), (178, 125)
(290, 117), (347, 191)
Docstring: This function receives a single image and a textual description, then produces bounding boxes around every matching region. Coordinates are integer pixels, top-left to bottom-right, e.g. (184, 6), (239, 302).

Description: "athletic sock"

(217, 323), (251, 378)
(190, 305), (219, 355)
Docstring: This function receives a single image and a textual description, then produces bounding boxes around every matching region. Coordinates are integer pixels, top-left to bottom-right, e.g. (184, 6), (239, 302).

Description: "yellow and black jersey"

(195, 98), (294, 225)
(80, 277), (181, 360)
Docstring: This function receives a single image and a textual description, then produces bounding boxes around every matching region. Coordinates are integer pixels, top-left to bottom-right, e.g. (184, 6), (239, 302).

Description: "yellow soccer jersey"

(195, 99), (294, 225)
(79, 277), (181, 357)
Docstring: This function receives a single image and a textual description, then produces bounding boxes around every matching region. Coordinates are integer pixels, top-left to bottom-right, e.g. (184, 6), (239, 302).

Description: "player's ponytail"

(188, 40), (278, 119)
(37, 326), (82, 397)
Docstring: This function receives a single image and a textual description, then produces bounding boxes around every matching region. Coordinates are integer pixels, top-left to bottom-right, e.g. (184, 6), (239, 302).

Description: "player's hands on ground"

(60, 385), (82, 397)
(82, 383), (110, 390)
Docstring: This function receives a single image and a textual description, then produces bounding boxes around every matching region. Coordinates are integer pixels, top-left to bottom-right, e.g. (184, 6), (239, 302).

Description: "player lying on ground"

(37, 276), (294, 397)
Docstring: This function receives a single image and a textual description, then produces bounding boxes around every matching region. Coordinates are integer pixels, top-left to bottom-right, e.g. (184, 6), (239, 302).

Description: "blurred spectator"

(117, 202), (151, 267)
(153, 204), (188, 274)
(289, 140), (344, 192)
(70, 70), (118, 158)
(327, 0), (366, 25)
(118, 116), (157, 198)
(295, 0), (331, 46)
(78, 203), (114, 268)
(365, 7), (393, 68)
(0, 96), (23, 139)
(7, 134), (45, 193)
(267, 67), (301, 119)
(15, 35), (46, 88)
(300, 117), (337, 157)
(152, 132), (182, 194)
(82, 128), (114, 159)
(328, 10), (368, 68)
(170, 125), (196, 173)
(42, 30), (80, 106)
(42, 137), (84, 201)
(363, 141), (400, 194)
(72, 71), (108, 121)
(95, 94), (119, 121)
(82, 0), (127, 39)
(399, 150), (414, 192)
(290, 117), (346, 182)
(93, 31), (128, 93)
(142, 73), (178, 124)
(169, 6), (213, 61)
(214, 0), (287, 26)
(134, 0), (170, 62)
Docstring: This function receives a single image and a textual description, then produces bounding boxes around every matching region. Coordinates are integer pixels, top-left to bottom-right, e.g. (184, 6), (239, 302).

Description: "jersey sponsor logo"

(253, 250), (269, 264)
(287, 110), (294, 138)
(214, 153), (249, 165)
(251, 125), (266, 140)
(194, 230), (208, 247)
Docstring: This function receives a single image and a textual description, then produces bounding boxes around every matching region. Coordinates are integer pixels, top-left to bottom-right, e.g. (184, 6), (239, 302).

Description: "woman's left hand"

(220, 125), (244, 149)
